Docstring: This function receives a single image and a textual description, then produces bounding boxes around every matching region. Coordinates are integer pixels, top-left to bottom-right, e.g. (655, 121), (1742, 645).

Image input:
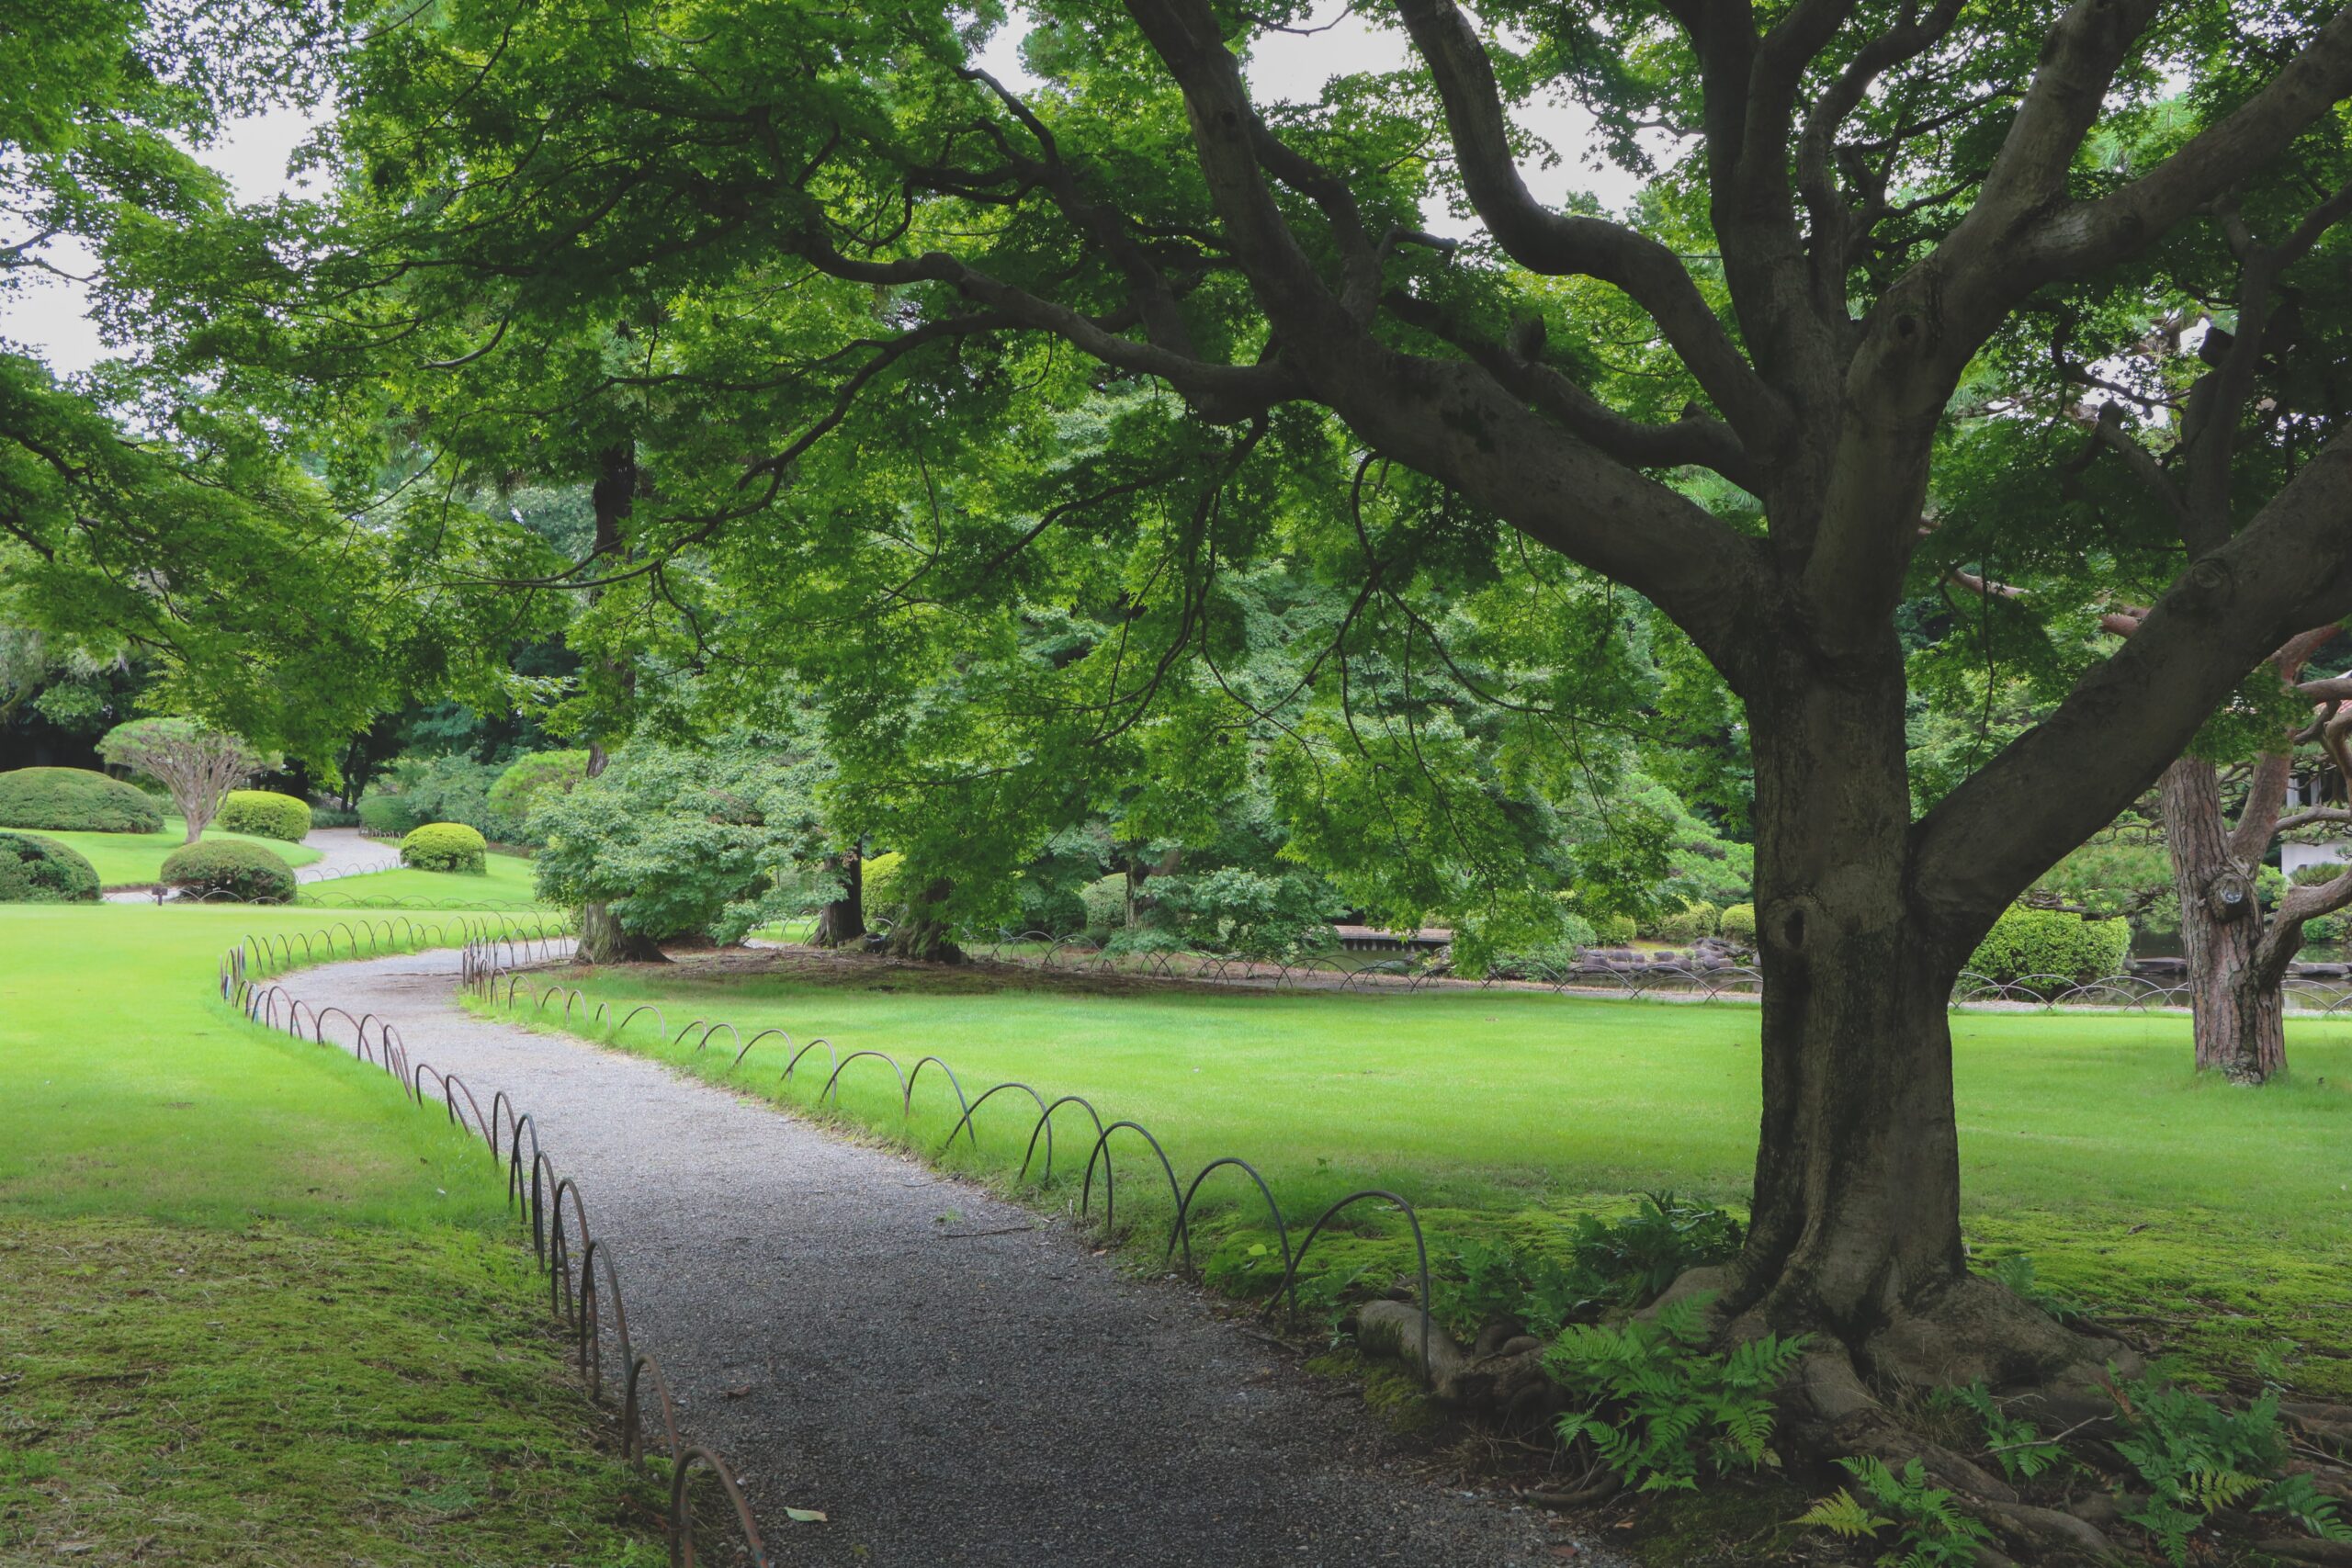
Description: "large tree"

(254, 0), (2352, 1440)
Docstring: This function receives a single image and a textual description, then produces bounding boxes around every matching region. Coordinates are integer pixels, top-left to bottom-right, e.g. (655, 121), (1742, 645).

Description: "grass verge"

(33, 818), (322, 887)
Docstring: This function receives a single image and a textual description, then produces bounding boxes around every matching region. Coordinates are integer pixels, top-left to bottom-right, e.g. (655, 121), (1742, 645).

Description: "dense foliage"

(1964, 908), (2135, 987)
(487, 750), (590, 823)
(216, 790), (311, 843)
(400, 823), (487, 875)
(159, 840), (293, 903)
(0, 830), (100, 903)
(0, 767), (162, 833)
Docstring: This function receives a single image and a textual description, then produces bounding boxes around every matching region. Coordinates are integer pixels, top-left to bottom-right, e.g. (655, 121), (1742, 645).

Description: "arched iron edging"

(1079, 1120), (1184, 1239)
(781, 1036), (838, 1084)
(668, 1446), (773, 1568)
(1274, 1190), (1433, 1387)
(943, 1080), (1049, 1156)
(820, 1049), (909, 1108)
(1020, 1095), (1105, 1186)
(902, 1055), (972, 1127)
(1168, 1156), (1297, 1315)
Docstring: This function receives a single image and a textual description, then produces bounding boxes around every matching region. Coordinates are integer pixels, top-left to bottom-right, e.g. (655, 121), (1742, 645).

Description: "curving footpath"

(273, 947), (1613, 1568)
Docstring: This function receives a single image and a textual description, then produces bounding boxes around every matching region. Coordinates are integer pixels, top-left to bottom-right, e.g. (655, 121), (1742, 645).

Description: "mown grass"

(300, 852), (545, 910)
(0, 905), (665, 1564)
(497, 954), (2352, 1396)
(32, 818), (322, 886)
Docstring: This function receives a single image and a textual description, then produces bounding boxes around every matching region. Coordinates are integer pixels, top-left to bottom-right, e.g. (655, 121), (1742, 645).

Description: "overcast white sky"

(3, 8), (1641, 375)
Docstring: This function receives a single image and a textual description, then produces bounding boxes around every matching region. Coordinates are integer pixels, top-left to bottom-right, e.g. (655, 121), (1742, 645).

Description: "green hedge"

(1653, 899), (1720, 943)
(0, 767), (164, 833)
(1079, 874), (1127, 937)
(1965, 906), (2133, 985)
(217, 790), (311, 843)
(357, 793), (420, 837)
(161, 840), (295, 903)
(860, 851), (907, 919)
(1720, 903), (1757, 944)
(401, 821), (487, 874)
(1590, 911), (1638, 947)
(0, 831), (100, 903)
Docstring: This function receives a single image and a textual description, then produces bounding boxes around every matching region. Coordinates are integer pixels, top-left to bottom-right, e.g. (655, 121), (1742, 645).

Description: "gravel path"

(275, 949), (1623, 1568)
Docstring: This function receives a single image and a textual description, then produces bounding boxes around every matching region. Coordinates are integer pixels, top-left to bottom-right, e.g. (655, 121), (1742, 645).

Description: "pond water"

(2131, 931), (2347, 964)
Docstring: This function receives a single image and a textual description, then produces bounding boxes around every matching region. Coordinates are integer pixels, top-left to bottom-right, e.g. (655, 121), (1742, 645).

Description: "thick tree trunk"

(885, 878), (963, 963)
(575, 902), (667, 964)
(2159, 757), (2288, 1083)
(811, 850), (865, 948)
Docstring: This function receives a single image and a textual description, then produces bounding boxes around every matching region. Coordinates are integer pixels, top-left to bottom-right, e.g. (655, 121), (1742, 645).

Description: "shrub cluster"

(860, 851), (908, 920)
(1965, 906), (2132, 984)
(356, 793), (414, 836)
(217, 790), (311, 843)
(1719, 903), (1757, 944)
(161, 840), (295, 903)
(1078, 873), (1126, 938)
(401, 822), (488, 874)
(0, 767), (164, 833)
(0, 831), (100, 903)
(1653, 898), (1720, 943)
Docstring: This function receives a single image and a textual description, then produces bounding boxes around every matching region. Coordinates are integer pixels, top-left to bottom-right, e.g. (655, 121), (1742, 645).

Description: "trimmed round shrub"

(0, 767), (164, 833)
(401, 821), (487, 874)
(1965, 906), (2132, 985)
(1079, 874), (1128, 939)
(357, 793), (421, 837)
(217, 789), (311, 842)
(161, 840), (295, 903)
(1720, 903), (1758, 944)
(1590, 911), (1638, 947)
(0, 831), (100, 903)
(1654, 898), (1721, 943)
(860, 850), (907, 919)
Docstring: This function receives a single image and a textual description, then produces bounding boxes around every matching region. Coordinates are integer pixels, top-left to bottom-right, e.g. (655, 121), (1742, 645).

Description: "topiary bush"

(1654, 898), (1721, 943)
(1720, 903), (1757, 944)
(160, 840), (295, 903)
(401, 822), (488, 874)
(1965, 906), (2133, 985)
(0, 767), (164, 833)
(860, 851), (907, 919)
(1079, 874), (1128, 939)
(1590, 911), (1638, 947)
(217, 790), (311, 842)
(0, 831), (100, 903)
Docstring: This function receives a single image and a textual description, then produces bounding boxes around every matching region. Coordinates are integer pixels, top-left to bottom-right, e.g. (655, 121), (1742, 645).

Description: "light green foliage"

(28, 819), (320, 886)
(1079, 874), (1127, 937)
(1547, 1293), (1805, 1492)
(371, 754), (515, 843)
(215, 789), (310, 842)
(1965, 907), (2133, 984)
(1591, 912), (1639, 946)
(860, 851), (908, 920)
(1984, 1253), (2082, 1324)
(1652, 899), (1720, 943)
(400, 822), (487, 875)
(1929, 1383), (2063, 1483)
(2108, 1377), (2350, 1564)
(529, 738), (832, 941)
(296, 853), (545, 908)
(160, 839), (294, 903)
(2032, 824), (2176, 929)
(1720, 904), (1757, 944)
(0, 831), (98, 903)
(1795, 1455), (1994, 1567)
(356, 792), (415, 836)
(0, 767), (163, 833)
(487, 749), (590, 822)
(1150, 864), (1344, 958)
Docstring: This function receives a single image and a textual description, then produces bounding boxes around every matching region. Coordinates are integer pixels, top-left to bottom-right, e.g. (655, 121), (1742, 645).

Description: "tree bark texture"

(811, 850), (865, 947)
(576, 901), (667, 964)
(2160, 757), (2289, 1082)
(885, 878), (964, 963)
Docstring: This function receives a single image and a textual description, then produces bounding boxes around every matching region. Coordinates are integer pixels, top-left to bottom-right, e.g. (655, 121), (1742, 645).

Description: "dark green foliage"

(399, 822), (486, 875)
(0, 831), (99, 903)
(1438, 1195), (1745, 1339)
(370, 754), (516, 843)
(1964, 907), (2133, 985)
(1929, 1383), (2064, 1483)
(159, 840), (293, 903)
(1548, 1292), (1806, 1493)
(355, 793), (416, 837)
(1149, 865), (1343, 958)
(486, 750), (589, 823)
(1795, 1455), (1995, 1566)
(0, 768), (163, 833)
(2108, 1376), (2352, 1565)
(215, 790), (310, 843)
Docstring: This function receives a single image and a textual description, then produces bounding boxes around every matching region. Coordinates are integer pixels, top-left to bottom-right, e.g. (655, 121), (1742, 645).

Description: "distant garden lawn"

(30, 818), (322, 887)
(494, 954), (2352, 1397)
(300, 849), (543, 908)
(0, 906), (662, 1564)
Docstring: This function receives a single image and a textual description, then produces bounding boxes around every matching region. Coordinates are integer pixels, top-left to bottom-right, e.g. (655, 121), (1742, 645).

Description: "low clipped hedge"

(161, 840), (295, 904)
(0, 767), (164, 833)
(1966, 906), (2133, 985)
(0, 831), (100, 903)
(401, 821), (487, 874)
(1720, 903), (1757, 945)
(1653, 898), (1721, 943)
(217, 789), (311, 843)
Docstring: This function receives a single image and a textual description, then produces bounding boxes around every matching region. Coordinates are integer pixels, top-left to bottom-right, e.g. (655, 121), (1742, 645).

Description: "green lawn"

(31, 818), (322, 887)
(300, 850), (545, 909)
(0, 905), (662, 1565)
(498, 955), (2352, 1395)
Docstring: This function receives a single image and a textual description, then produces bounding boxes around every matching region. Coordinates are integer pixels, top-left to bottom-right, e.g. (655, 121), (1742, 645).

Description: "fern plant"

(1546, 1292), (1805, 1492)
(1984, 1253), (2083, 1324)
(1795, 1455), (1994, 1568)
(1929, 1382), (2064, 1482)
(2108, 1376), (2352, 1565)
